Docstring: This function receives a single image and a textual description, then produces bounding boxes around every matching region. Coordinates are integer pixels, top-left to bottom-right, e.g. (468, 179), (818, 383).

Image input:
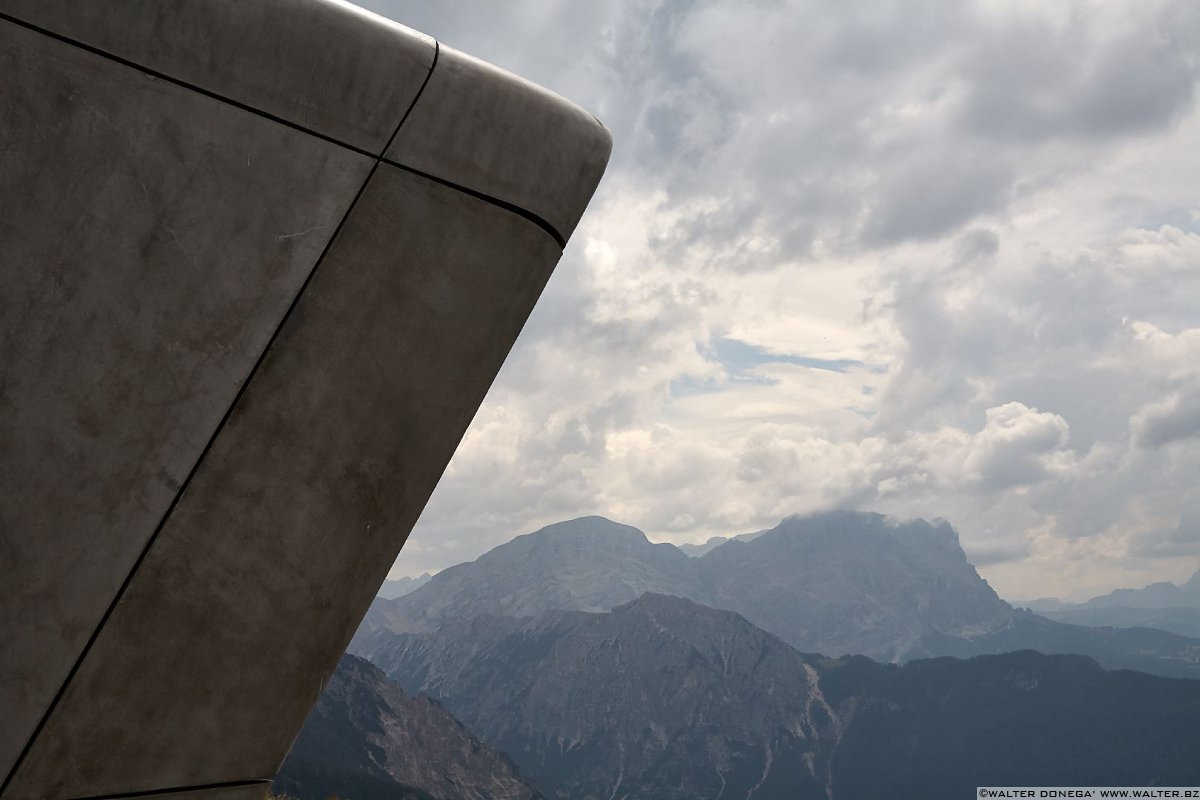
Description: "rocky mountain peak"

(362, 516), (705, 631)
(511, 515), (651, 545)
(697, 511), (1012, 661)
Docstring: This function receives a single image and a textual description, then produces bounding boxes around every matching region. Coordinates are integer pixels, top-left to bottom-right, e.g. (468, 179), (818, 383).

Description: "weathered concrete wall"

(0, 3), (610, 798)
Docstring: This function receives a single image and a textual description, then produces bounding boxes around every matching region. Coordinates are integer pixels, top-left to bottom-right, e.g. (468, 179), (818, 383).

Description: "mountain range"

(359, 593), (1200, 799)
(303, 511), (1200, 799)
(356, 512), (1200, 677)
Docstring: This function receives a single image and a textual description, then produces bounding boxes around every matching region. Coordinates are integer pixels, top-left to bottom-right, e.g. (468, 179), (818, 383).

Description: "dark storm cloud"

(953, 229), (1001, 266)
(1133, 387), (1200, 449)
(864, 152), (1012, 245)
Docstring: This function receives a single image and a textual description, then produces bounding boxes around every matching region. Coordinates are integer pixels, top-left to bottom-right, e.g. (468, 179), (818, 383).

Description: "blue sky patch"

(709, 337), (863, 378)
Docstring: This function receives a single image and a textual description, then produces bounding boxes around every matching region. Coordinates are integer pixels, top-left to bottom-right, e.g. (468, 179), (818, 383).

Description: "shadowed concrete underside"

(0, 2), (610, 797)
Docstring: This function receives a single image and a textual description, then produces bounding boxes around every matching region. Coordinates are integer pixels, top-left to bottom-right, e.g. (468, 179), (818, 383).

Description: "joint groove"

(64, 779), (271, 800)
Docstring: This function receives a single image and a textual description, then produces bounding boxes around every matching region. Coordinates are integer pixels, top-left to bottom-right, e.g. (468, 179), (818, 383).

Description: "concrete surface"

(0, 0), (434, 153)
(0, 18), (372, 784)
(6, 165), (564, 798)
(388, 44), (612, 241)
(0, 1), (610, 798)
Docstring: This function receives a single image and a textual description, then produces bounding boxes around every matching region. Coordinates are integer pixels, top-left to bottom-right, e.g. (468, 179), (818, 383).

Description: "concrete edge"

(386, 42), (614, 244)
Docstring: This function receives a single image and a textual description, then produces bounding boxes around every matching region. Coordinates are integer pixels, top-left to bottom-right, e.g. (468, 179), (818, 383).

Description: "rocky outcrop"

(377, 594), (835, 800)
(275, 655), (540, 800)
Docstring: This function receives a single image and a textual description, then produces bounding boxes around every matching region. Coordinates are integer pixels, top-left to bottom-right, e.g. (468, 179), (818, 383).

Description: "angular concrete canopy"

(0, 2), (610, 798)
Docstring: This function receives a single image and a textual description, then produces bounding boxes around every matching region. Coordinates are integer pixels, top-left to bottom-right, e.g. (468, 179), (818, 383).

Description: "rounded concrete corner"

(386, 44), (613, 243)
(0, 0), (436, 153)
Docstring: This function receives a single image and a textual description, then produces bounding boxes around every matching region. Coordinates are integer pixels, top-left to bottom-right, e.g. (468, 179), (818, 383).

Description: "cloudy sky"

(360, 0), (1200, 601)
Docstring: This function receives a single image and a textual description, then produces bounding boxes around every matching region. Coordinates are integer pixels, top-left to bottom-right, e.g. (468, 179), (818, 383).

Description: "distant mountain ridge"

(1026, 569), (1200, 612)
(1029, 606), (1200, 639)
(676, 528), (766, 557)
(1021, 569), (1200, 639)
(376, 573), (433, 600)
(355, 512), (1200, 676)
(364, 594), (1200, 800)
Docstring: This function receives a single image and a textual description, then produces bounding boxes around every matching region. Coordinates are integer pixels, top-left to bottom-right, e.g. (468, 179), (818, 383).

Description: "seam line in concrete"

(0, 12), (380, 159)
(0, 35), (441, 800)
(0, 13), (568, 249)
(382, 158), (568, 248)
(63, 779), (272, 800)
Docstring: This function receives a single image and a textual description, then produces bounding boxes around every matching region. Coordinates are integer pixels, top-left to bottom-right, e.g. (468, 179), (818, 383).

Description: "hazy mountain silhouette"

(697, 512), (1012, 661)
(376, 573), (432, 600)
(1027, 569), (1200, 612)
(675, 528), (767, 557)
(354, 512), (1200, 676)
(1030, 606), (1200, 639)
(1022, 569), (1200, 639)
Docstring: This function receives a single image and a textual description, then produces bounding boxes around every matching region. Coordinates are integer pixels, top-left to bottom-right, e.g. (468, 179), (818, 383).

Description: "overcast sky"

(359, 0), (1200, 601)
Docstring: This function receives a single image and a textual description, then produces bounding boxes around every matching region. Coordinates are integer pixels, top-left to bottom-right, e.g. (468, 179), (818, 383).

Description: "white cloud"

(963, 403), (1073, 491)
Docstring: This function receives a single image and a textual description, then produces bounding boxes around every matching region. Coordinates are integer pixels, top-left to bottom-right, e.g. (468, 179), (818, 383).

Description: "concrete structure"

(0, 2), (610, 798)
